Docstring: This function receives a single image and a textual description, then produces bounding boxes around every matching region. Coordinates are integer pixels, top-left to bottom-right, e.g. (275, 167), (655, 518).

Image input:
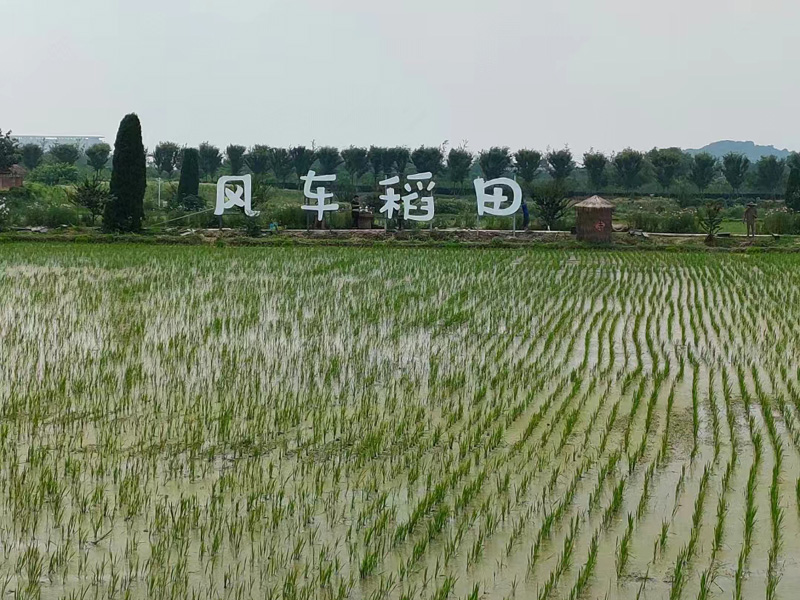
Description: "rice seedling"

(615, 513), (634, 578)
(1, 244), (799, 599)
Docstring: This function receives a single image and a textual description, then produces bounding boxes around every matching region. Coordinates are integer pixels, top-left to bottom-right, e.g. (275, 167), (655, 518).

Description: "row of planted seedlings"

(3, 246), (800, 598)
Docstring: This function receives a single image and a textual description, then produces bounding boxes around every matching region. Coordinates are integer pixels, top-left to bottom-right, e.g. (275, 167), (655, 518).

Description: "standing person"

(520, 199), (530, 230)
(743, 202), (758, 237)
(351, 196), (361, 229)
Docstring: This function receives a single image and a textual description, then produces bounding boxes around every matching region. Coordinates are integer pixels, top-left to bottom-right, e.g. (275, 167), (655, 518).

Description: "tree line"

(3, 129), (796, 199)
(4, 121), (800, 232)
(150, 141), (797, 199)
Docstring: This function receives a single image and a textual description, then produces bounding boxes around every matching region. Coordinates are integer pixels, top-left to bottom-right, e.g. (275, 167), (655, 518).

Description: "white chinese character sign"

(403, 173), (435, 222)
(380, 173), (436, 222)
(474, 177), (521, 217)
(215, 175), (259, 217)
(379, 176), (402, 220)
(216, 172), (524, 225)
(301, 170), (338, 221)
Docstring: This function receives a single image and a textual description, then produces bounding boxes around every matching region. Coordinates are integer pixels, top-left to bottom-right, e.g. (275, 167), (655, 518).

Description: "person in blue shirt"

(520, 199), (530, 230)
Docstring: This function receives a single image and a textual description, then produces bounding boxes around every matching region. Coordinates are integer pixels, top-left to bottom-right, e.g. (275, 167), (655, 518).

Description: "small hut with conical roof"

(574, 195), (614, 242)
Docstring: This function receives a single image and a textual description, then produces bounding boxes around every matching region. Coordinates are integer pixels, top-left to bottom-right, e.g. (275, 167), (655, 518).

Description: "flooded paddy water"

(1, 243), (799, 600)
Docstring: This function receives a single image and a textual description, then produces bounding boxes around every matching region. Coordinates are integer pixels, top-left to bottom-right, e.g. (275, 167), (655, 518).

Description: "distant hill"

(685, 140), (792, 162)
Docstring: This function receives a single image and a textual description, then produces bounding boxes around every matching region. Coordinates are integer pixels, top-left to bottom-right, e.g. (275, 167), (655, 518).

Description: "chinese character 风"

(215, 175), (259, 217)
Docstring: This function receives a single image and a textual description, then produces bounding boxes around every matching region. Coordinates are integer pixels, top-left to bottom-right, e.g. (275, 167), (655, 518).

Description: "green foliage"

(341, 147), (369, 183)
(479, 146), (513, 180)
(614, 149), (646, 190)
(628, 211), (698, 233)
(387, 146), (410, 176)
(582, 151), (607, 190)
(697, 200), (724, 239)
(198, 142), (222, 180)
(0, 128), (18, 172)
(27, 163), (79, 185)
(411, 146), (444, 176)
(176, 148), (201, 208)
(514, 149), (541, 185)
(722, 152), (750, 195)
(85, 143), (112, 173)
(246, 145), (271, 175)
(532, 181), (570, 229)
(290, 146), (316, 181)
(20, 144), (44, 171)
(648, 147), (685, 192)
(788, 152), (800, 172)
(226, 144), (247, 176)
(367, 146), (387, 182)
(68, 175), (111, 225)
(48, 144), (81, 166)
(689, 153), (718, 193)
(786, 158), (800, 212)
(153, 142), (180, 178)
(447, 147), (473, 189)
(756, 155), (786, 197)
(762, 210), (800, 234)
(105, 113), (146, 232)
(251, 177), (275, 208)
(315, 146), (342, 175)
(546, 148), (574, 183)
(267, 147), (293, 184)
(181, 194), (206, 211)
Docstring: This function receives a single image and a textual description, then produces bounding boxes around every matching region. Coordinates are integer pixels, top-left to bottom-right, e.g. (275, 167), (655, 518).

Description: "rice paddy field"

(2, 242), (800, 600)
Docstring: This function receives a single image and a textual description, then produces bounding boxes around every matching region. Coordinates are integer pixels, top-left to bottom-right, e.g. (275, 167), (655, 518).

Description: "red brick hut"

(575, 195), (614, 242)
(0, 165), (25, 190)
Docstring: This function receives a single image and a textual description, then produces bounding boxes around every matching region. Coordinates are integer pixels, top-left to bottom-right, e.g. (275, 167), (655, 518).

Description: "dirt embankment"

(1, 227), (799, 251)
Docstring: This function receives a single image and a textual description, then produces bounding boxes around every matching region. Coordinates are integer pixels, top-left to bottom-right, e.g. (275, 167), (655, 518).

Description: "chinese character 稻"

(379, 176), (402, 220)
(474, 177), (521, 217)
(215, 175), (259, 217)
(301, 170), (338, 221)
(402, 173), (435, 222)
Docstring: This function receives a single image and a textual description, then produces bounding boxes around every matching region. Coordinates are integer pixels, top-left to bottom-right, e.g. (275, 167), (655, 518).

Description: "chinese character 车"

(301, 170), (338, 221)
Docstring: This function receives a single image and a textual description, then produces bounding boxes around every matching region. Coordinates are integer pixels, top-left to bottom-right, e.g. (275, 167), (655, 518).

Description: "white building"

(13, 135), (106, 151)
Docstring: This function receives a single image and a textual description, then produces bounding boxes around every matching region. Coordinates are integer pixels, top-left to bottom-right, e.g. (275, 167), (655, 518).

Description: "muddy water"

(1, 246), (800, 599)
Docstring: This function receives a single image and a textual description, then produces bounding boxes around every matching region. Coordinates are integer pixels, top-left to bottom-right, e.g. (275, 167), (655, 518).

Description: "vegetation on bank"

(4, 180), (800, 239)
(4, 123), (800, 235)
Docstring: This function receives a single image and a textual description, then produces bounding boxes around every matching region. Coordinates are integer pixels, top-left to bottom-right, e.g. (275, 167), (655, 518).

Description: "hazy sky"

(2, 0), (798, 158)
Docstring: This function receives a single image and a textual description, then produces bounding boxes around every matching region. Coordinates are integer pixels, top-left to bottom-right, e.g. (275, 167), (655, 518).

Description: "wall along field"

(1, 243), (800, 600)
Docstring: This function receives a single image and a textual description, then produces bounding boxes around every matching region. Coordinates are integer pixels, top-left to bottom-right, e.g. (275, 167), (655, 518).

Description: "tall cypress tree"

(177, 148), (200, 205)
(105, 114), (146, 231)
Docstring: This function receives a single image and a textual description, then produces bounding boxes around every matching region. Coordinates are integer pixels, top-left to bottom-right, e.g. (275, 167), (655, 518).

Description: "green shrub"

(762, 210), (800, 235)
(28, 164), (79, 185)
(21, 204), (83, 227)
(628, 211), (661, 231)
(628, 210), (698, 233)
(661, 213), (698, 233)
(267, 206), (307, 229)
